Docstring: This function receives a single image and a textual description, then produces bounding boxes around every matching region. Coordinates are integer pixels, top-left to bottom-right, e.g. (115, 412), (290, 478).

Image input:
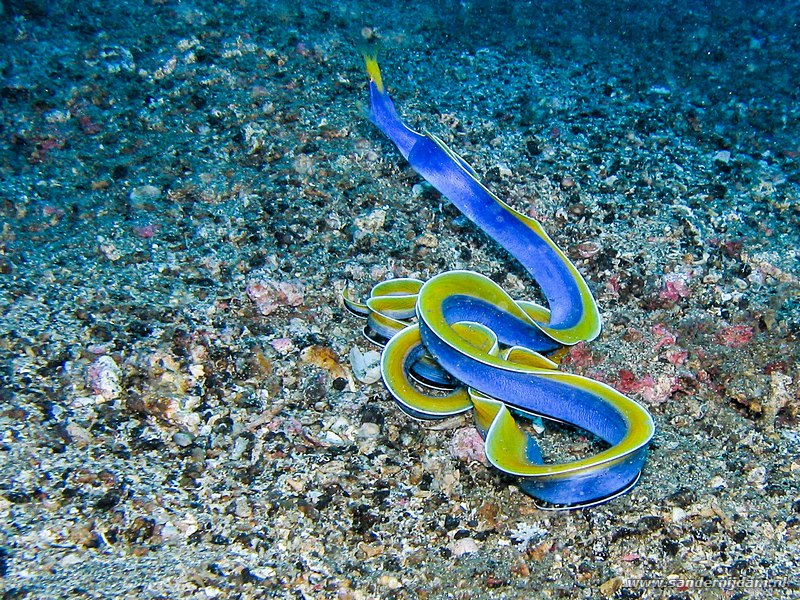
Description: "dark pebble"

(93, 489), (122, 511)
(610, 526), (637, 543)
(729, 559), (751, 576)
(239, 567), (262, 584)
(665, 487), (696, 508)
(1, 587), (32, 599)
(662, 538), (681, 556)
(418, 472), (433, 491)
(350, 503), (377, 534)
(636, 516), (664, 533)
(4, 491), (31, 504)
(0, 256), (14, 275)
(297, 499), (320, 519)
(372, 488), (391, 504)
(314, 488), (335, 510)
(125, 517), (156, 544)
(360, 405), (384, 426)
(303, 376), (326, 402)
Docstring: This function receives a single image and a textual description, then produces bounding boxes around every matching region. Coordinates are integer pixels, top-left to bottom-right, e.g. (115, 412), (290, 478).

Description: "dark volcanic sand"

(1, 1), (798, 598)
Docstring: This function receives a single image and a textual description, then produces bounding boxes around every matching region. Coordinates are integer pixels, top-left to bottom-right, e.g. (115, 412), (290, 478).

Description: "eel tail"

(359, 48), (424, 159)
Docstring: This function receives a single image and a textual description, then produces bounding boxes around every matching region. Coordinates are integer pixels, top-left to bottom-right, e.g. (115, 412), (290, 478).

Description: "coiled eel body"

(346, 53), (654, 508)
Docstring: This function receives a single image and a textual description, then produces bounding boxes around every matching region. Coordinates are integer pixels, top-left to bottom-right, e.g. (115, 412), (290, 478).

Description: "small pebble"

(320, 430), (345, 445)
(129, 184), (162, 204)
(449, 537), (480, 557)
(172, 432), (194, 447)
(354, 208), (386, 235)
(234, 497), (252, 518)
(67, 422), (94, 446)
(746, 466), (767, 487)
(60, 554), (83, 567)
(496, 163), (512, 178)
(356, 422), (380, 439)
(376, 575), (403, 590)
(709, 475), (727, 489)
(87, 355), (121, 400)
(713, 150), (732, 164)
(415, 232), (439, 249)
(349, 346), (381, 384)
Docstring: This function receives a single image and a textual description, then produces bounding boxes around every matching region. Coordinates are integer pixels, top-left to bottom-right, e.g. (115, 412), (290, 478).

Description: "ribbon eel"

(348, 52), (655, 508)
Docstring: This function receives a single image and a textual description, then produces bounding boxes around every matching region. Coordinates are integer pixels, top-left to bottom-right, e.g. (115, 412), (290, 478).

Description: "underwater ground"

(1, 0), (798, 598)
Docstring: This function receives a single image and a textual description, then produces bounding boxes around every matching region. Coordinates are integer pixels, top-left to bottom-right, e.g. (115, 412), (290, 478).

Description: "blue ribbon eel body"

(348, 51), (655, 508)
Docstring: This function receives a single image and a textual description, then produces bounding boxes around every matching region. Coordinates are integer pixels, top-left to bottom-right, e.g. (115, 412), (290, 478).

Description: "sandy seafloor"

(1, 0), (799, 598)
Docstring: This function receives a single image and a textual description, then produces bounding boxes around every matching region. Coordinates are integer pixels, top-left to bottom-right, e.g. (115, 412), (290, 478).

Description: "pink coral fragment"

(42, 205), (65, 217)
(615, 370), (678, 404)
(450, 427), (488, 465)
(79, 115), (102, 135)
(246, 278), (305, 316)
(659, 274), (690, 302)
(269, 337), (295, 354)
(621, 553), (641, 562)
(665, 349), (688, 366)
(718, 324), (753, 348)
(132, 223), (158, 238)
(616, 369), (641, 395)
(605, 274), (621, 298)
(651, 323), (677, 351)
(563, 342), (595, 369)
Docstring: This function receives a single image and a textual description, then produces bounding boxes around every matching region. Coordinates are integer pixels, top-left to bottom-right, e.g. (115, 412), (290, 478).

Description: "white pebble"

(496, 163), (512, 178)
(320, 430), (345, 445)
(66, 423), (93, 445)
(349, 346), (382, 384)
(60, 554), (83, 567)
(671, 507), (687, 523)
(713, 150), (731, 164)
(172, 432), (193, 447)
(129, 184), (162, 203)
(234, 497), (253, 518)
(377, 575), (403, 590)
(746, 466), (767, 487)
(449, 537), (480, 557)
(88, 355), (121, 400)
(231, 436), (249, 460)
(709, 475), (727, 489)
(357, 422), (380, 439)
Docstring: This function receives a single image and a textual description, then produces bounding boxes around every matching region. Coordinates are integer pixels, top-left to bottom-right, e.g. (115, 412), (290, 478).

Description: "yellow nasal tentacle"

(362, 50), (384, 94)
